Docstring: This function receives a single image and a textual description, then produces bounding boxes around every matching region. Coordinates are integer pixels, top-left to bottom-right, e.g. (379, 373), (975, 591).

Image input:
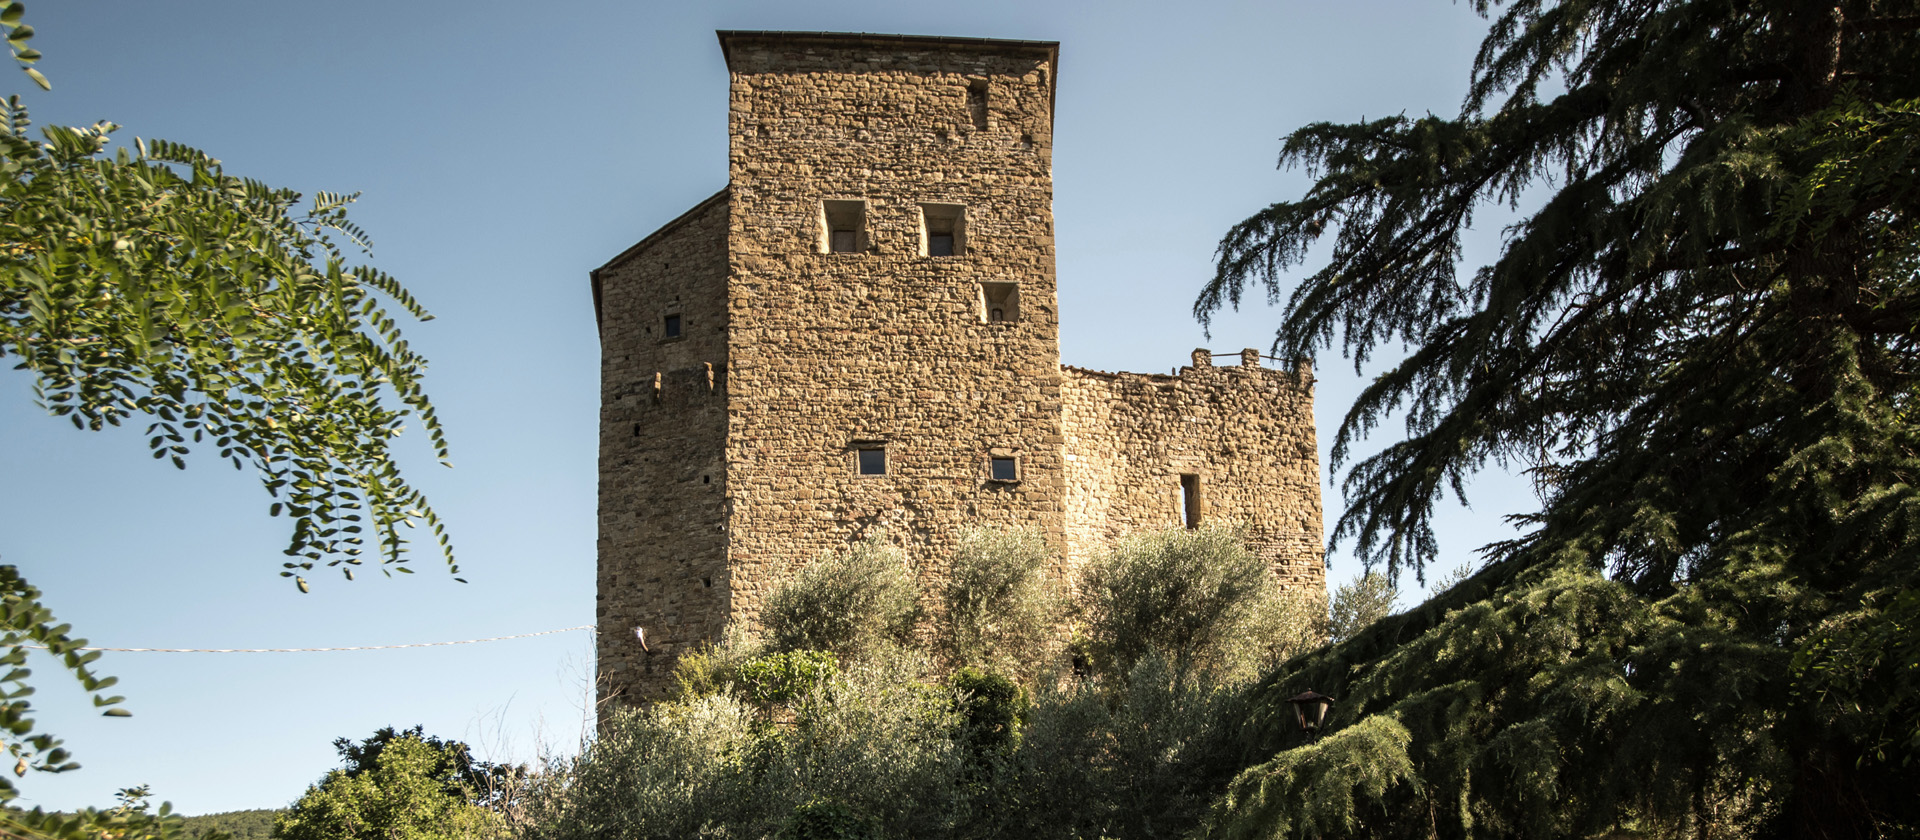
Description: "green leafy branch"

(0, 566), (127, 805)
(0, 102), (458, 592)
(0, 1), (45, 92)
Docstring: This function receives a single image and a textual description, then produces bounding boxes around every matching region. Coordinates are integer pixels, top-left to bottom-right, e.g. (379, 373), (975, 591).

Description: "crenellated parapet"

(1060, 350), (1323, 590)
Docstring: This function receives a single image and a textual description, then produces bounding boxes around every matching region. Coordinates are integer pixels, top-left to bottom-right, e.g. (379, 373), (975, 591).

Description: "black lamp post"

(1288, 689), (1334, 740)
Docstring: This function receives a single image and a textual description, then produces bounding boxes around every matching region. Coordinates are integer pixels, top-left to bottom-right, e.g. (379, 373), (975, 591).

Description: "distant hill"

(180, 808), (281, 840)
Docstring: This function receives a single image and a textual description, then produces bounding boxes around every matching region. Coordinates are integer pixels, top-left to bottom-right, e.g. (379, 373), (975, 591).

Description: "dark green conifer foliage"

(1196, 0), (1920, 836)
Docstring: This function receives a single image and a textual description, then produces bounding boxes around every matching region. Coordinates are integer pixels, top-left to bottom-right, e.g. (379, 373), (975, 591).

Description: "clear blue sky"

(0, 0), (1532, 815)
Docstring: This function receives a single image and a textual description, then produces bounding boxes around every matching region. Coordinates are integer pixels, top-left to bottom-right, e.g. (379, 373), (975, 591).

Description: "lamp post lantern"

(1288, 689), (1335, 740)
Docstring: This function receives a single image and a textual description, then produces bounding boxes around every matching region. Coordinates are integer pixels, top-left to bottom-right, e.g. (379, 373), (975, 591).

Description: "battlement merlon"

(1062, 348), (1314, 385)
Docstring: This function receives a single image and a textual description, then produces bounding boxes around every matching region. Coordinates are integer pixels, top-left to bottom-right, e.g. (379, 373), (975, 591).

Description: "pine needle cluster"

(1196, 1), (1920, 836)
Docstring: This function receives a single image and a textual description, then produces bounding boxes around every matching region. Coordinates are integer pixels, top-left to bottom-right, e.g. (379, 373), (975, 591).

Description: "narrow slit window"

(857, 448), (887, 475)
(967, 79), (989, 130)
(920, 203), (965, 257)
(822, 200), (867, 254)
(1180, 474), (1201, 529)
(979, 282), (1019, 323)
(990, 457), (1018, 482)
(663, 314), (682, 338)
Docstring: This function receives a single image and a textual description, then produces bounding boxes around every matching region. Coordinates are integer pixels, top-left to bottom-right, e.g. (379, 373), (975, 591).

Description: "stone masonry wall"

(718, 34), (1071, 646)
(1061, 349), (1324, 592)
(592, 191), (733, 703)
(594, 33), (1325, 703)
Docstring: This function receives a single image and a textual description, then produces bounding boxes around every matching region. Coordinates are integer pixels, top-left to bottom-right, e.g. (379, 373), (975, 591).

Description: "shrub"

(521, 696), (780, 840)
(948, 667), (1027, 757)
(10, 786), (200, 840)
(762, 536), (921, 658)
(937, 527), (1060, 675)
(1328, 571), (1398, 643)
(988, 653), (1263, 840)
(1222, 574), (1327, 678)
(523, 663), (970, 840)
(671, 637), (754, 702)
(738, 650), (839, 704)
(1081, 526), (1322, 683)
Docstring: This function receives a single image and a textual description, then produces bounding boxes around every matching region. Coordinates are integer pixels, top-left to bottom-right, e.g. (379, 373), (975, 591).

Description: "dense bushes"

(523, 656), (966, 839)
(520, 526), (1327, 840)
(522, 653), (1261, 840)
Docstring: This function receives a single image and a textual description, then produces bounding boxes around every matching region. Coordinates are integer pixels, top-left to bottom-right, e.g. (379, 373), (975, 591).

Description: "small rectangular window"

(990, 457), (1018, 482)
(979, 282), (1019, 323)
(858, 448), (887, 475)
(822, 199), (867, 254)
(967, 79), (989, 130)
(663, 314), (682, 338)
(1180, 474), (1201, 529)
(919, 203), (966, 257)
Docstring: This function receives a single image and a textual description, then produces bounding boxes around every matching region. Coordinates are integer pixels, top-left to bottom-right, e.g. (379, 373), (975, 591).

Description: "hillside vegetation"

(179, 809), (279, 840)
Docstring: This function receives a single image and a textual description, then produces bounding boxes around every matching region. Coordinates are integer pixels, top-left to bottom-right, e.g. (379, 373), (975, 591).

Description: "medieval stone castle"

(593, 31), (1324, 701)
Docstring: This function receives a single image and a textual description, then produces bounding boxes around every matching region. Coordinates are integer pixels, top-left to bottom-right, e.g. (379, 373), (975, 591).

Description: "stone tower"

(592, 31), (1323, 702)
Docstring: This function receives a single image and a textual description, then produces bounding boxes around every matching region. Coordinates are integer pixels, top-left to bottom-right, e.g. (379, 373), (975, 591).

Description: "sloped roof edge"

(590, 187), (730, 330)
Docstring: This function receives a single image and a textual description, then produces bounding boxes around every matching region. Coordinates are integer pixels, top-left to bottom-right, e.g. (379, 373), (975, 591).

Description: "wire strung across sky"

(20, 625), (595, 653)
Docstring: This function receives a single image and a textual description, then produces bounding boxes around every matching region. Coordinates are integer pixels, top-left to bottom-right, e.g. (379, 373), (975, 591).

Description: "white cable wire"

(20, 625), (594, 653)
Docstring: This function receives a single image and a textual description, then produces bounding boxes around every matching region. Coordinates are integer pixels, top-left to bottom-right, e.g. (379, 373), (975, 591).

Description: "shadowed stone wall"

(592, 192), (733, 699)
